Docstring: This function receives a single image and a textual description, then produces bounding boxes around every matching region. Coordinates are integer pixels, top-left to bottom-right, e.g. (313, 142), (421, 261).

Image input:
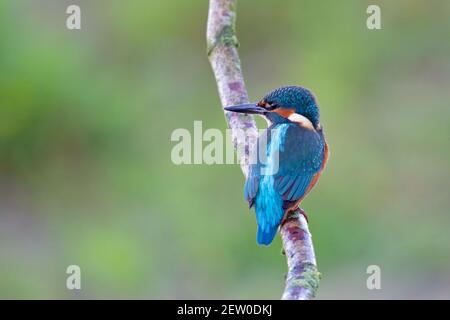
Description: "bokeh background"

(1, 0), (450, 299)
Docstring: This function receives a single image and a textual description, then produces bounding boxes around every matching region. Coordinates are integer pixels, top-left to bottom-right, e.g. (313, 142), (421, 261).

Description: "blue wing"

(244, 122), (325, 245)
(275, 124), (324, 202)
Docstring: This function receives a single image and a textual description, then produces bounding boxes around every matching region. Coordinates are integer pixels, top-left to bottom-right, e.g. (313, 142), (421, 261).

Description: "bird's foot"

(297, 208), (309, 222)
(281, 208), (309, 229)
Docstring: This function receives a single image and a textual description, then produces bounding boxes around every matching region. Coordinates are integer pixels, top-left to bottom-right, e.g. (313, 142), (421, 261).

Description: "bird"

(224, 86), (329, 245)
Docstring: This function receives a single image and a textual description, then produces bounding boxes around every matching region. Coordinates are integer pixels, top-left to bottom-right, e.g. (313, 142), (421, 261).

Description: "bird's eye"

(267, 103), (278, 110)
(264, 102), (278, 110)
(258, 100), (278, 110)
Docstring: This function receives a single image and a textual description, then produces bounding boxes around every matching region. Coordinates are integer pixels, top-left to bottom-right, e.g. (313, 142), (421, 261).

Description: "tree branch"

(280, 209), (320, 299)
(206, 0), (258, 176)
(207, 0), (320, 300)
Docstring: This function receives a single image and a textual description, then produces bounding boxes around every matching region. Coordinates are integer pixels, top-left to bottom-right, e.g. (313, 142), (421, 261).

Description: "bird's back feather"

(245, 122), (325, 245)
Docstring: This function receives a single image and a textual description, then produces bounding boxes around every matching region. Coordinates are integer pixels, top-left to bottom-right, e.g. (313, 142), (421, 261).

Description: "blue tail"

(257, 225), (278, 245)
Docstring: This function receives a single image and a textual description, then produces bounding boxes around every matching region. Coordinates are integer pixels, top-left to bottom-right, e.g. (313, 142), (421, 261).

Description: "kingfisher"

(224, 86), (329, 245)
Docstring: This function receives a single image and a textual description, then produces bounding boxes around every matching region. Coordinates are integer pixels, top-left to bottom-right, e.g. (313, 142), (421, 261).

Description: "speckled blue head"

(224, 86), (320, 127)
(261, 86), (320, 127)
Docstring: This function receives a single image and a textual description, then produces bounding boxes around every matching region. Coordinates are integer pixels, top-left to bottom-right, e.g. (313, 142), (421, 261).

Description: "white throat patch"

(288, 113), (314, 130)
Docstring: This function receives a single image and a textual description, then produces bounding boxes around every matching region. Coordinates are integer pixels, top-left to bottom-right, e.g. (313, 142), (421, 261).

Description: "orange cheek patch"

(257, 100), (268, 107)
(273, 108), (295, 118)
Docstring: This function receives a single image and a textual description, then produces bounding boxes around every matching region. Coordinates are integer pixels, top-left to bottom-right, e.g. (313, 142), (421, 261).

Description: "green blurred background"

(1, 0), (450, 299)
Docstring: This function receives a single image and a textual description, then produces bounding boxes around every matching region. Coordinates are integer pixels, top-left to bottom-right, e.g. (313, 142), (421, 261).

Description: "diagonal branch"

(206, 0), (258, 176)
(207, 0), (320, 300)
(280, 209), (320, 300)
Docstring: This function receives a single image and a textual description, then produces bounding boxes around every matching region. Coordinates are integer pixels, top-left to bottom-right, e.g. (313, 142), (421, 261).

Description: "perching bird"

(224, 86), (329, 245)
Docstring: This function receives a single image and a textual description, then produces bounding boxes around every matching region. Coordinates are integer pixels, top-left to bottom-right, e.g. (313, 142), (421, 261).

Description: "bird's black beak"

(224, 103), (267, 115)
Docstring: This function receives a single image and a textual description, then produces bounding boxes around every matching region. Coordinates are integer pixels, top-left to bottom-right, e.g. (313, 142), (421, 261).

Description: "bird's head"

(224, 86), (320, 129)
